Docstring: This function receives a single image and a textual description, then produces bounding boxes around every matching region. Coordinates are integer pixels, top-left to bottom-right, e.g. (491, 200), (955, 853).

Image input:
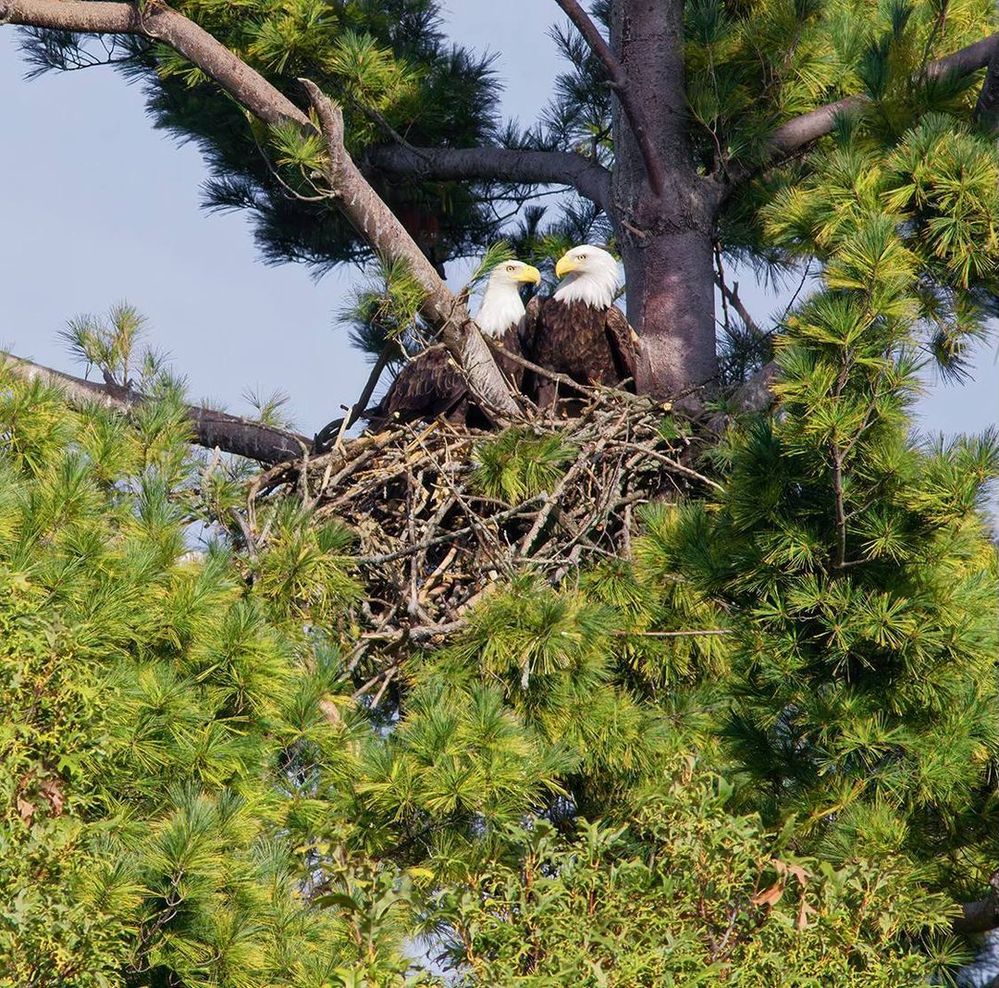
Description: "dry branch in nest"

(246, 390), (718, 697)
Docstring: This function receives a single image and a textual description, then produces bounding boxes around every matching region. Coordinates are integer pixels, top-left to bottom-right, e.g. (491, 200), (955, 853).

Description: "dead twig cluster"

(246, 390), (716, 698)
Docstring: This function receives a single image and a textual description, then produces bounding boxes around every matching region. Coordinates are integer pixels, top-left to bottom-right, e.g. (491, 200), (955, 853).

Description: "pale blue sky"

(0, 4), (995, 439)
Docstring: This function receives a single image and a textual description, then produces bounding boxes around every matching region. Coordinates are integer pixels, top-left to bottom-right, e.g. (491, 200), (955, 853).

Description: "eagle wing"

(491, 324), (523, 391)
(505, 295), (543, 402)
(374, 346), (468, 425)
(604, 304), (640, 388)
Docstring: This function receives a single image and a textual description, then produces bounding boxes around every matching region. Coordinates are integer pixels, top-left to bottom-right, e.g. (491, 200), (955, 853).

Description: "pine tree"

(4, 2), (999, 983)
(6, 299), (995, 983)
(662, 106), (999, 917)
(0, 327), (428, 986)
(13, 0), (999, 393)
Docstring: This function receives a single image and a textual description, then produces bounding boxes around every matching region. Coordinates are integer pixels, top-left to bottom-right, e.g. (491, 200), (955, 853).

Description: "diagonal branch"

(365, 145), (613, 213)
(2, 352), (310, 463)
(755, 31), (999, 172)
(299, 79), (519, 418)
(1, 0), (520, 418)
(552, 0), (666, 198)
(714, 276), (766, 339)
(0, 0), (310, 128)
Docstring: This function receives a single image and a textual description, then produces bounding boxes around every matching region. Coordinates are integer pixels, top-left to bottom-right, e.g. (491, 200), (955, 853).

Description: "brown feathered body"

(524, 296), (638, 407)
(364, 258), (541, 430)
(367, 321), (525, 430)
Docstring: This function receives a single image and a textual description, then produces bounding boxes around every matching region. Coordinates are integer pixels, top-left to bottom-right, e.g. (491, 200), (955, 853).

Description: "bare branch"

(299, 79), (520, 419)
(365, 144), (613, 213)
(831, 448), (848, 569)
(552, 0), (665, 198)
(0, 0), (310, 129)
(714, 276), (766, 339)
(763, 96), (867, 164)
(2, 352), (310, 463)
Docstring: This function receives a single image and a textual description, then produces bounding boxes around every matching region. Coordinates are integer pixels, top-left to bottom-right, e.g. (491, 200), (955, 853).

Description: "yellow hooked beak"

(516, 264), (542, 285)
(555, 254), (579, 280)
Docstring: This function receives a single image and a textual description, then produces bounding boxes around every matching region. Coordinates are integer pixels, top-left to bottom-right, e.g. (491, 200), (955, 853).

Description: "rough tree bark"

(365, 145), (613, 214)
(608, 0), (718, 397)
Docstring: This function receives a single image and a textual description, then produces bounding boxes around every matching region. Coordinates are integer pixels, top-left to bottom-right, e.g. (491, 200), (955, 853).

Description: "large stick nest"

(247, 391), (719, 697)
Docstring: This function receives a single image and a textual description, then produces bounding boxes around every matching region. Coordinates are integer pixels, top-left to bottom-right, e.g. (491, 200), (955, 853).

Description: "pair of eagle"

(370, 245), (638, 427)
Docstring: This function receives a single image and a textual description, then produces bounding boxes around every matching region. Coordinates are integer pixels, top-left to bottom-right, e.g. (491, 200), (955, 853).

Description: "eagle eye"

(506, 264), (516, 271)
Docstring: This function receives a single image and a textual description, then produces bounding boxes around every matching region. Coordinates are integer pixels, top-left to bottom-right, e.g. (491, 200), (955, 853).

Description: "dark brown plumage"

(366, 346), (469, 428)
(367, 321), (527, 429)
(492, 321), (529, 391)
(523, 295), (639, 408)
(364, 258), (541, 430)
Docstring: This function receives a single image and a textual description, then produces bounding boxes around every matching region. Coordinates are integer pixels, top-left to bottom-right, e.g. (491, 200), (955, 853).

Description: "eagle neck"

(475, 285), (525, 337)
(553, 272), (617, 309)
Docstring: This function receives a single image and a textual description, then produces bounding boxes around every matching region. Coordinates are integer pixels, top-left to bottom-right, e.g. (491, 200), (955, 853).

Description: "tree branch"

(719, 280), (765, 339)
(0, 0), (310, 129)
(299, 79), (520, 419)
(976, 48), (999, 134)
(1, 1), (520, 418)
(759, 31), (999, 168)
(830, 448), (848, 569)
(365, 144), (613, 213)
(552, 0), (665, 198)
(1, 352), (310, 464)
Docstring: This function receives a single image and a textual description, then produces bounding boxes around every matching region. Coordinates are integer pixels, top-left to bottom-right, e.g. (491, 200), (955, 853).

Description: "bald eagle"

(524, 245), (640, 408)
(367, 260), (541, 429)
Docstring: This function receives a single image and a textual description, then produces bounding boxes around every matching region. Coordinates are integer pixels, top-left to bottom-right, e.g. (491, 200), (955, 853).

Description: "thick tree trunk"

(609, 0), (719, 398)
(618, 219), (717, 396)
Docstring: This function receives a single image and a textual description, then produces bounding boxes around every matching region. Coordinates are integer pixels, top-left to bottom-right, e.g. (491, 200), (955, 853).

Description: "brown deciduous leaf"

(40, 779), (65, 816)
(751, 882), (784, 907)
(787, 862), (809, 885)
(797, 898), (818, 929)
(16, 797), (36, 822)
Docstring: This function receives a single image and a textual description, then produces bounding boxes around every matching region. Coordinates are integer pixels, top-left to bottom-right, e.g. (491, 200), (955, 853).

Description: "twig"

(609, 440), (723, 492)
(313, 343), (397, 453)
(613, 629), (733, 639)
(831, 448), (847, 570)
(355, 501), (545, 565)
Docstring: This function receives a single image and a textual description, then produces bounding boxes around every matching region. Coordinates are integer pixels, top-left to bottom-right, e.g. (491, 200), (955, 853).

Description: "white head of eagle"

(553, 245), (620, 309)
(475, 260), (542, 337)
